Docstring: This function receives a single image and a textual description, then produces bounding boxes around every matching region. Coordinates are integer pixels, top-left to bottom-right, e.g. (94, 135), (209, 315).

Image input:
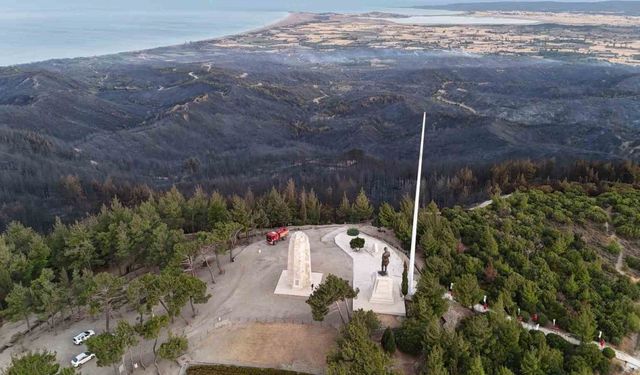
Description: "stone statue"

(380, 247), (390, 275)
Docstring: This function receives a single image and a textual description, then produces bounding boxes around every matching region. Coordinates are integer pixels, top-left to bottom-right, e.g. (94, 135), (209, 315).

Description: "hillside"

(375, 182), (640, 374)
(382, 183), (640, 346)
(2, 45), (640, 229)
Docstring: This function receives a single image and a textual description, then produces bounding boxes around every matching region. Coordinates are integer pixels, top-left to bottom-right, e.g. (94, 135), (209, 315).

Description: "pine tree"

(88, 272), (125, 332)
(520, 350), (544, 375)
(283, 178), (297, 216)
(306, 189), (322, 225)
(264, 188), (291, 227)
(298, 188), (308, 224)
(454, 274), (482, 309)
(86, 331), (126, 374)
(5, 222), (51, 284)
(423, 318), (443, 350)
(481, 226), (499, 256)
(496, 367), (515, 375)
(423, 345), (448, 375)
(401, 261), (409, 297)
(47, 217), (70, 273)
(30, 268), (63, 330)
(468, 355), (486, 375)
(115, 320), (139, 372)
(521, 281), (539, 313)
(3, 351), (73, 375)
(244, 188), (255, 209)
(352, 188), (374, 222)
(336, 193), (352, 223)
(156, 186), (186, 230)
(207, 191), (229, 228)
(158, 334), (188, 362)
(571, 305), (597, 343)
(127, 273), (161, 323)
(186, 186), (209, 232)
(252, 207), (270, 229)
(378, 202), (396, 228)
(327, 310), (391, 375)
(306, 274), (358, 324)
(64, 223), (96, 272)
(381, 326), (396, 354)
(3, 283), (34, 331)
(114, 221), (131, 273)
(137, 314), (169, 369)
(230, 195), (252, 237)
(174, 272), (211, 318)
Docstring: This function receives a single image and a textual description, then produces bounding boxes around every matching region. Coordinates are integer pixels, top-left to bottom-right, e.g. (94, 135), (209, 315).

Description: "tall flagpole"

(408, 112), (426, 296)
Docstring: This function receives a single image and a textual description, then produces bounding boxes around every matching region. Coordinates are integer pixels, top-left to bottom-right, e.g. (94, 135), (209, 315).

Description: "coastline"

(0, 10), (295, 68)
(245, 12), (317, 34)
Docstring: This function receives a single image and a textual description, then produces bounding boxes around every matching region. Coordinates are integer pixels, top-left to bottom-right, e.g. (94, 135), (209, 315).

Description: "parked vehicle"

(266, 227), (289, 245)
(72, 330), (95, 345)
(71, 352), (95, 368)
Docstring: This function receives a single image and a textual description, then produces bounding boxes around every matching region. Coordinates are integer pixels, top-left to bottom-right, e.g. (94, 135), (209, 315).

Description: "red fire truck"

(266, 227), (289, 245)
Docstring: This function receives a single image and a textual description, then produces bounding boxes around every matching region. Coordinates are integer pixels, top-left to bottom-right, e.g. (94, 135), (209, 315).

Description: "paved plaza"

(331, 228), (407, 316)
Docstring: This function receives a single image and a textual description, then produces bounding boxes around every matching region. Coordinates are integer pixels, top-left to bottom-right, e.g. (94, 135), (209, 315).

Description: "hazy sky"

(0, 0), (612, 11)
(0, 0), (414, 11)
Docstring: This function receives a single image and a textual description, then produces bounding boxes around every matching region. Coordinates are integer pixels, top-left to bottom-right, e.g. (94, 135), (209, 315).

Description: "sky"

(1, 0), (411, 11)
(0, 0), (614, 11)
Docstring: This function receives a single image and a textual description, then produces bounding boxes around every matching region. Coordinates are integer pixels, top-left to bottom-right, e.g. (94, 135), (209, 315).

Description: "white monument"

(274, 231), (323, 297)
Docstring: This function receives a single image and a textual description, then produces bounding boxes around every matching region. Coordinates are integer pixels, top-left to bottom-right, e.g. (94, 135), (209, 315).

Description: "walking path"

(459, 299), (640, 370)
(613, 235), (640, 284)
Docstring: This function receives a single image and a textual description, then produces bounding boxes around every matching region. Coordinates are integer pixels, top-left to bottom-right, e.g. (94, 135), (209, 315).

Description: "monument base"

(274, 270), (323, 297)
(369, 273), (395, 305)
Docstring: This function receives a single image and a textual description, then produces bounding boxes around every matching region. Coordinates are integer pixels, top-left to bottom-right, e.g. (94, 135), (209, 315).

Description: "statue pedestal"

(369, 273), (395, 305)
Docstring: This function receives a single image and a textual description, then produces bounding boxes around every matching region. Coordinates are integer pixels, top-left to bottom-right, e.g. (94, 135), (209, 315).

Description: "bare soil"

(190, 322), (337, 374)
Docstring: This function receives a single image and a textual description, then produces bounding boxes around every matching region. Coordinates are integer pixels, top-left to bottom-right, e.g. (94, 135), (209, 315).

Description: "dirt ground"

(189, 322), (338, 374)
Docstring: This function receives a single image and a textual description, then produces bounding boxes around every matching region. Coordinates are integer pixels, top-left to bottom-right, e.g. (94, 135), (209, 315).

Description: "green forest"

(1, 172), (640, 374)
(0, 180), (375, 327)
(379, 182), (640, 374)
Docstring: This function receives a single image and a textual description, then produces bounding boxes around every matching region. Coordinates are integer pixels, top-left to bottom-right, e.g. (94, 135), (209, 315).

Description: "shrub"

(394, 319), (425, 355)
(602, 347), (615, 359)
(537, 312), (549, 327)
(520, 310), (530, 322)
(626, 256), (640, 271)
(381, 326), (396, 354)
(158, 335), (188, 361)
(605, 239), (622, 256)
(350, 237), (365, 251)
(352, 309), (380, 332)
(546, 333), (573, 353)
(347, 228), (360, 236)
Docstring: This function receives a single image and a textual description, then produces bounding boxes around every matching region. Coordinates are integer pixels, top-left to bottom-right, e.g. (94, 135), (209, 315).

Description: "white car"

(71, 352), (95, 368)
(72, 330), (95, 345)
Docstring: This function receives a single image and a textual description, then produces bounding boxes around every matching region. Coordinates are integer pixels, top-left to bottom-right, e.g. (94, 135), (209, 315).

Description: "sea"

(0, 0), (536, 67)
